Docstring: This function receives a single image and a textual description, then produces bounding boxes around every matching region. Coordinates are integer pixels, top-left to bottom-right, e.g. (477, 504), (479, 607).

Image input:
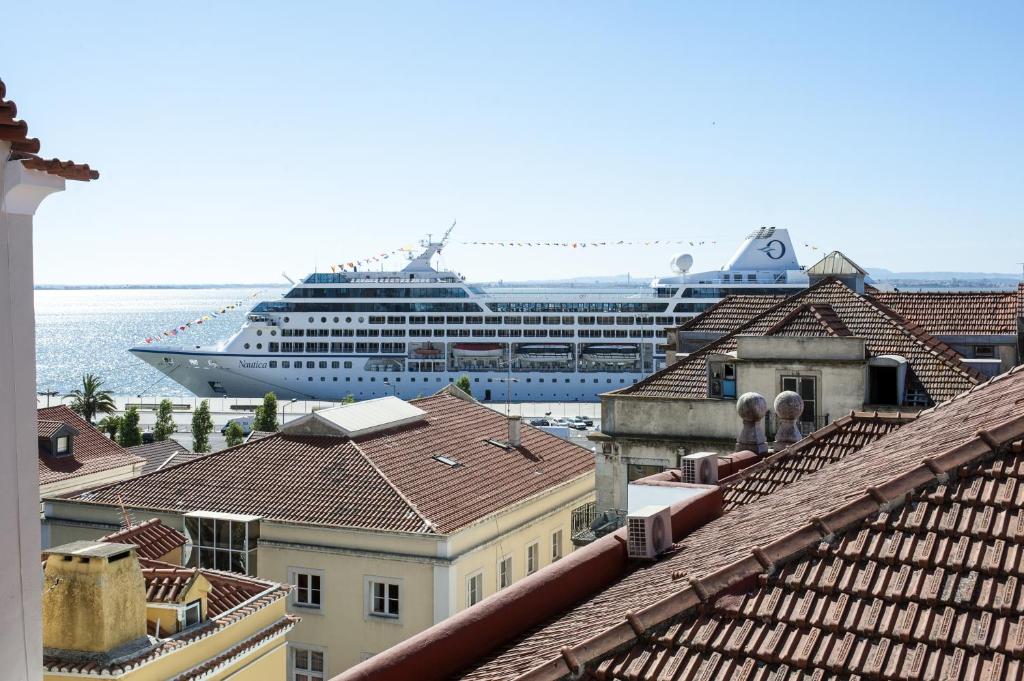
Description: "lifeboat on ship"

(451, 343), (504, 358)
(581, 344), (639, 360)
(412, 343), (443, 358)
(515, 344), (574, 361)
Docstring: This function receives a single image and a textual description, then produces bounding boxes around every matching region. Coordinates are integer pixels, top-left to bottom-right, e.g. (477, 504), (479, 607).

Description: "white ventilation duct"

(508, 416), (522, 447)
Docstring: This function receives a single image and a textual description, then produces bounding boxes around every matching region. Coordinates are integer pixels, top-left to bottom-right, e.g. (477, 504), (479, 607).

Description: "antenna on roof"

(116, 493), (134, 530)
(282, 272), (295, 285)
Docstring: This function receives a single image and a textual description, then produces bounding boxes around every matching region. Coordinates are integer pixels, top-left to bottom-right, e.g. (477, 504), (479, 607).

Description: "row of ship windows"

(275, 315), (690, 327)
(265, 329), (662, 343)
(246, 333), (664, 352)
(264, 363), (638, 385)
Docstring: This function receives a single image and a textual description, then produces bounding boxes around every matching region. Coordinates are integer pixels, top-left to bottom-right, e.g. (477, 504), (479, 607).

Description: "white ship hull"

(131, 347), (646, 401)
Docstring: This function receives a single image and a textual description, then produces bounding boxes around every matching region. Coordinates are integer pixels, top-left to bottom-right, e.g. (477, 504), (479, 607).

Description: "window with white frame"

(291, 645), (325, 681)
(367, 579), (400, 618)
(498, 556), (512, 589)
(290, 568), (322, 610)
(467, 571), (483, 606)
(526, 542), (540, 575)
(551, 529), (564, 562)
(183, 600), (202, 628)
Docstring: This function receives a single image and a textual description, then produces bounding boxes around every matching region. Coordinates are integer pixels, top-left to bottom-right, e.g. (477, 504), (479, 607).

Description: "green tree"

(192, 400), (213, 453)
(253, 392), (279, 432)
(224, 420), (245, 447)
(97, 415), (122, 440)
(152, 399), (177, 441)
(342, 394), (355, 404)
(67, 373), (117, 423)
(455, 374), (472, 397)
(117, 406), (142, 447)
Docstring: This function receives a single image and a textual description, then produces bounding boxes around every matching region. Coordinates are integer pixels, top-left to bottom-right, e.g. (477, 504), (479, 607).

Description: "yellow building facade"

(42, 539), (297, 680)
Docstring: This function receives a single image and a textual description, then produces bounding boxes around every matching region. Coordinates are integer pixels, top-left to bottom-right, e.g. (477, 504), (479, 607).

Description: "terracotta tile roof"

(0, 78), (99, 180)
(675, 295), (789, 335)
(44, 559), (296, 677)
(37, 419), (68, 439)
(37, 405), (144, 488)
(721, 412), (914, 512)
(100, 519), (187, 561)
(620, 279), (983, 405)
(64, 394), (594, 534)
(872, 289), (1022, 336)
(127, 439), (202, 475)
(763, 303), (852, 338)
(452, 365), (1024, 681)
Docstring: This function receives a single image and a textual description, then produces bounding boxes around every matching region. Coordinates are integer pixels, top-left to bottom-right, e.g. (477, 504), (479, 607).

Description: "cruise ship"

(130, 228), (809, 401)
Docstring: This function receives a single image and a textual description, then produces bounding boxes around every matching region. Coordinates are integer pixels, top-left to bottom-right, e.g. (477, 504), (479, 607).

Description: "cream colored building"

(43, 389), (595, 678)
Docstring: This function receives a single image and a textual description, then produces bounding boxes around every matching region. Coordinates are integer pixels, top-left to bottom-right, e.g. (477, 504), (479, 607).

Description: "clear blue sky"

(7, 1), (1023, 285)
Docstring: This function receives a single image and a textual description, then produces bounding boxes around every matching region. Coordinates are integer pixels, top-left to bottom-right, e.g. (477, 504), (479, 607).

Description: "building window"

(291, 645), (325, 681)
(551, 529), (564, 562)
(708, 362), (736, 399)
(367, 579), (400, 618)
(183, 599), (202, 628)
(498, 556), (512, 589)
(974, 345), (996, 359)
(290, 569), (322, 610)
(781, 375), (817, 424)
(183, 512), (259, 575)
(467, 572), (484, 606)
(628, 463), (664, 482)
(55, 436), (70, 455)
(526, 542), (540, 574)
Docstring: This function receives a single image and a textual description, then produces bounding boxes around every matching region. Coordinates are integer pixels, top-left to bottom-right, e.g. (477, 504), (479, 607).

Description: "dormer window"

(183, 600), (202, 628)
(56, 436), (70, 455)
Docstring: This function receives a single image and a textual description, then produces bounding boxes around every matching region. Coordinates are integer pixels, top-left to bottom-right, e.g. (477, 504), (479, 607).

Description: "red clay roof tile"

(100, 519), (187, 561)
(442, 367), (1024, 681)
(38, 405), (144, 487)
(65, 394), (594, 534)
(0, 78), (98, 180)
(619, 279), (983, 405)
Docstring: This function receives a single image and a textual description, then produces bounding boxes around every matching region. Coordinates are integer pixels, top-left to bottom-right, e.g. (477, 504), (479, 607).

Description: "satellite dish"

(670, 253), (693, 274)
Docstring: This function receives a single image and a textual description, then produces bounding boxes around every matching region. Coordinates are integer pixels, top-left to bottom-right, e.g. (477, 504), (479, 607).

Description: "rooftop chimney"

(508, 415), (522, 447)
(773, 390), (804, 447)
(736, 392), (769, 455)
(42, 541), (148, 654)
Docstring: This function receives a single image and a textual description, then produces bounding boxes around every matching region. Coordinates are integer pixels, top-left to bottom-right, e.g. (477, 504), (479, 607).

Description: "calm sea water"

(35, 287), (288, 397)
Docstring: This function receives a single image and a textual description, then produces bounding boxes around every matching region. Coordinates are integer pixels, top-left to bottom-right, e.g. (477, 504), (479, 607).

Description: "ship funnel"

(723, 228), (800, 272)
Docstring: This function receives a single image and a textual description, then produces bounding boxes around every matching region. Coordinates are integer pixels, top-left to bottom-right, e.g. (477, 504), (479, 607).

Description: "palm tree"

(67, 373), (117, 423)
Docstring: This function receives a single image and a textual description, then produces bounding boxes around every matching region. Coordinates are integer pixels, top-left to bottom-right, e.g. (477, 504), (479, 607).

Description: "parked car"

(574, 416), (594, 427)
(567, 420), (588, 430)
(528, 418), (551, 427)
(221, 416), (254, 436)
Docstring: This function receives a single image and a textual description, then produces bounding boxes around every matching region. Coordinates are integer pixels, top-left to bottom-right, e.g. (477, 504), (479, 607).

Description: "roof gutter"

(331, 486), (723, 681)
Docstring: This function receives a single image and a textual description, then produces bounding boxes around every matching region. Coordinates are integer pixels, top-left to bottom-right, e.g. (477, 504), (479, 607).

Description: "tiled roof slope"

(619, 279), (983, 404)
(65, 394), (594, 534)
(0, 78), (99, 180)
(721, 412), (914, 512)
(100, 519), (187, 561)
(127, 438), (202, 475)
(873, 289), (1021, 336)
(456, 366), (1024, 681)
(38, 405), (144, 487)
(676, 295), (789, 334)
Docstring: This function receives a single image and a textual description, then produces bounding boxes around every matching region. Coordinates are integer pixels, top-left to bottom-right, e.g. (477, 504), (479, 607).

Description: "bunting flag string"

(142, 290), (263, 344)
(331, 245), (417, 272)
(456, 239), (720, 248)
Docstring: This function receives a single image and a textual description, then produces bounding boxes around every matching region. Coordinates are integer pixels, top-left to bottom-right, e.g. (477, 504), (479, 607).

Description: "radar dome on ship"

(670, 253), (693, 274)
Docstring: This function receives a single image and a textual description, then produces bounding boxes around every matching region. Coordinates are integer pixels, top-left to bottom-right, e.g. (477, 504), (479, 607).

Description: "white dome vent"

(669, 253), (693, 274)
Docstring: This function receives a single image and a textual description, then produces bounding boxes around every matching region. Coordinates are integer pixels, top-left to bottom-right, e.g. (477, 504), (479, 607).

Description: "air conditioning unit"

(679, 452), (719, 485)
(626, 505), (673, 559)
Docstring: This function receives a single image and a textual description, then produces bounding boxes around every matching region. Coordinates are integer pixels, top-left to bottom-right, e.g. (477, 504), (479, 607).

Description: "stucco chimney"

(41, 541), (147, 653)
(508, 415), (522, 447)
(773, 391), (804, 447)
(735, 392), (769, 455)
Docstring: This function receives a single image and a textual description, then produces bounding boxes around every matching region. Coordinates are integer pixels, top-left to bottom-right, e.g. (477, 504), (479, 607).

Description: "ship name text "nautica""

(239, 360), (270, 369)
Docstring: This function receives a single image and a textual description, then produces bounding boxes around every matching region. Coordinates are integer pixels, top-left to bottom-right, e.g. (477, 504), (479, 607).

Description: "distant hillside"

(867, 267), (1021, 281)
